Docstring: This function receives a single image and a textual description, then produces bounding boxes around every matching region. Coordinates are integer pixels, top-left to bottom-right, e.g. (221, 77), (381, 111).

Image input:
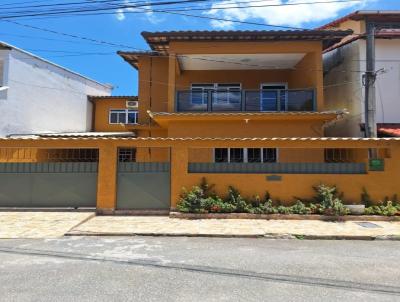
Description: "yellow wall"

(93, 98), (132, 132)
(167, 119), (324, 137)
(172, 145), (400, 207)
(1, 137), (398, 211)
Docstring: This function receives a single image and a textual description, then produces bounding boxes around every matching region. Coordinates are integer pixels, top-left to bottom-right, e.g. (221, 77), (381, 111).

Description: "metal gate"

(0, 162), (98, 207)
(116, 162), (170, 210)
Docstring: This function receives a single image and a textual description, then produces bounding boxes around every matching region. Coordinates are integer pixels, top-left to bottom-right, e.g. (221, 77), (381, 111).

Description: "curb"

(169, 212), (400, 221)
(64, 213), (96, 235)
(65, 231), (400, 240)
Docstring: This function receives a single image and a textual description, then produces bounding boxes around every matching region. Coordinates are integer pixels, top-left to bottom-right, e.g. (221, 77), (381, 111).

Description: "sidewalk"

(0, 211), (94, 239)
(68, 216), (400, 240)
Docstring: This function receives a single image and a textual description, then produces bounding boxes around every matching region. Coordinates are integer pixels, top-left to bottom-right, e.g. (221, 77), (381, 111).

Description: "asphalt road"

(0, 237), (399, 302)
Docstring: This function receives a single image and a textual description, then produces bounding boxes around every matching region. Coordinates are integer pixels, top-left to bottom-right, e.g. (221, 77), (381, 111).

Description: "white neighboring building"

(321, 11), (400, 137)
(0, 41), (112, 137)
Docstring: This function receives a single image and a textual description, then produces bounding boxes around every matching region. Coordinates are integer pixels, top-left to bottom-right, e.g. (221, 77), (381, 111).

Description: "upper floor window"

(109, 109), (138, 124)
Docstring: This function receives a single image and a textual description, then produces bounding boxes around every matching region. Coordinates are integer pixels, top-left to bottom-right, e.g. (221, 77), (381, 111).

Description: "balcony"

(176, 89), (315, 112)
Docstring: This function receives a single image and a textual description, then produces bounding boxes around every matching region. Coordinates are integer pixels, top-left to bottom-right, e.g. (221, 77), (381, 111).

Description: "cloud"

(115, 0), (163, 24)
(205, 0), (370, 29)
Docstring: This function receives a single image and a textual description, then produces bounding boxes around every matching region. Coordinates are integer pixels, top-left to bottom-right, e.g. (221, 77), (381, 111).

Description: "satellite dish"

(0, 86), (9, 92)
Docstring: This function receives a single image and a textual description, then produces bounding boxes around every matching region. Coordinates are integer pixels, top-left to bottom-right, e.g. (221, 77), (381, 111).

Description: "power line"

(0, 0), (365, 20)
(3, 20), (373, 73)
(0, 0), (211, 19)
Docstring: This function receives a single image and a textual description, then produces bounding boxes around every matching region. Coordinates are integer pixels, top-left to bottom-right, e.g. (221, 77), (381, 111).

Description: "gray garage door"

(117, 162), (170, 210)
(0, 162), (97, 207)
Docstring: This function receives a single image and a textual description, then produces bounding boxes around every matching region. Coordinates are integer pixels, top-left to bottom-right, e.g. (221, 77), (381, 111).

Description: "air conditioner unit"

(126, 100), (138, 108)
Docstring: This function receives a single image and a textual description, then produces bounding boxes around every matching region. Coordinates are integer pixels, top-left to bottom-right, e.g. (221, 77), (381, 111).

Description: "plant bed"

(175, 179), (400, 219)
(170, 211), (400, 221)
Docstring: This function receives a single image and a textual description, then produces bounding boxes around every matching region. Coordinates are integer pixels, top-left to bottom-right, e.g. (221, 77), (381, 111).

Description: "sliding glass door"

(260, 83), (287, 111)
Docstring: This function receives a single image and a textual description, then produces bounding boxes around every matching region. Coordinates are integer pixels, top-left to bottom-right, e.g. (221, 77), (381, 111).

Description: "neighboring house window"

(118, 148), (136, 162)
(214, 148), (277, 163)
(109, 109), (138, 124)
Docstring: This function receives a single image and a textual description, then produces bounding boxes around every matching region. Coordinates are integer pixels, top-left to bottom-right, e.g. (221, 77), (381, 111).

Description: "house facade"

(0, 41), (112, 137)
(321, 11), (400, 137)
(1, 30), (400, 212)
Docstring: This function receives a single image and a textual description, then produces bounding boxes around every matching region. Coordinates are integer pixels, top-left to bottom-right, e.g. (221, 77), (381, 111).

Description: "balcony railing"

(176, 89), (316, 112)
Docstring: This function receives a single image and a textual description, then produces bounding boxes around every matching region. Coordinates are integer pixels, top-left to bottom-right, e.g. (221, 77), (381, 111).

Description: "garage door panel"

(0, 163), (97, 208)
(31, 173), (97, 207)
(0, 174), (32, 207)
(116, 163), (170, 210)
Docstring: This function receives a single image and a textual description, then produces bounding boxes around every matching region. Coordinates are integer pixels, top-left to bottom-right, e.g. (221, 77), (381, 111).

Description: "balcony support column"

(168, 54), (177, 112)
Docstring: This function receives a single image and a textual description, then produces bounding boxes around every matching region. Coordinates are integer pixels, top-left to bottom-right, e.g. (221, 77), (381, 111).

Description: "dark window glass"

(247, 148), (261, 162)
(214, 148), (228, 163)
(127, 111), (138, 124)
(110, 112), (118, 123)
(263, 148), (277, 163)
(118, 148), (136, 162)
(118, 112), (126, 123)
(230, 148), (244, 163)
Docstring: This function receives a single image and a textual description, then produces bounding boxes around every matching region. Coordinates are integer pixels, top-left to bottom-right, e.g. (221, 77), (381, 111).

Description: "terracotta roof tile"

(378, 124), (400, 137)
(1, 136), (399, 141)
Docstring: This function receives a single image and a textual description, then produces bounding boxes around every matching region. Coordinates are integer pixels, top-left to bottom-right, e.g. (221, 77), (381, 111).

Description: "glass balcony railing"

(176, 89), (316, 112)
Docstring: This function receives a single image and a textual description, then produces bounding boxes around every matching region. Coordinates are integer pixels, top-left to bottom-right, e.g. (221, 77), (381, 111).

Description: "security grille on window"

(214, 148), (277, 163)
(214, 148), (228, 163)
(325, 149), (352, 163)
(263, 148), (277, 163)
(109, 109), (138, 124)
(230, 148), (244, 163)
(118, 148), (136, 162)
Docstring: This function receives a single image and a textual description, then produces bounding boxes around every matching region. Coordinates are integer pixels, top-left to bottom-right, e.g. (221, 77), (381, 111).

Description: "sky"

(1, 0), (399, 96)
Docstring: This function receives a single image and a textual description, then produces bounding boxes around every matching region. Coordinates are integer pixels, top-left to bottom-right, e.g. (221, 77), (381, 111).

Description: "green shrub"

(309, 203), (325, 215)
(203, 197), (236, 213)
(290, 201), (312, 215)
(177, 186), (206, 213)
(177, 181), (397, 216)
(226, 186), (252, 213)
(361, 187), (373, 207)
(250, 195), (262, 208)
(199, 177), (216, 198)
(277, 205), (292, 214)
(365, 201), (398, 216)
(262, 199), (278, 214)
(313, 184), (349, 216)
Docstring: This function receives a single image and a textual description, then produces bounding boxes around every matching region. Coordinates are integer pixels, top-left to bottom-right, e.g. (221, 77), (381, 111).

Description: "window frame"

(190, 83), (242, 105)
(260, 82), (288, 112)
(109, 109), (138, 125)
(213, 148), (278, 163)
(118, 148), (136, 162)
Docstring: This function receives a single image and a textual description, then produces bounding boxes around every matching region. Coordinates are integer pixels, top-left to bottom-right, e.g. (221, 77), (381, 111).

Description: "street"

(0, 237), (399, 301)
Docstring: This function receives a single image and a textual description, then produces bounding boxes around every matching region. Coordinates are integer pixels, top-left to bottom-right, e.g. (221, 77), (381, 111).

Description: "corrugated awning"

(7, 132), (136, 139)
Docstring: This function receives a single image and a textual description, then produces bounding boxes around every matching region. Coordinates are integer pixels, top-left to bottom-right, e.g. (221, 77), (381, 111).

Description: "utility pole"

(363, 20), (377, 139)
(363, 20), (377, 159)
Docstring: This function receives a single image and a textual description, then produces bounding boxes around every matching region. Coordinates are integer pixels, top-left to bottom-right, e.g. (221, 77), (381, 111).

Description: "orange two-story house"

(2, 30), (400, 212)
(97, 30), (352, 164)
